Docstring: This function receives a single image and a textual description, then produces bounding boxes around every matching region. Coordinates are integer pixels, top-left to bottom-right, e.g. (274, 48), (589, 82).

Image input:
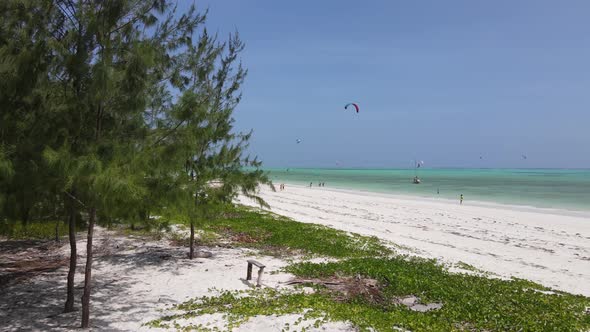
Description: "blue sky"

(190, 1), (590, 168)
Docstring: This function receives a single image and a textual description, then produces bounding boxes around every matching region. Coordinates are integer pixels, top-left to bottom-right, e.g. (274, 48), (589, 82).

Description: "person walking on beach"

(460, 194), (463, 205)
(309, 182), (313, 188)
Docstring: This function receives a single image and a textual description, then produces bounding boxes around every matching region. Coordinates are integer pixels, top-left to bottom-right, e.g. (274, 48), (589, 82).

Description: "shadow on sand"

(0, 238), (197, 331)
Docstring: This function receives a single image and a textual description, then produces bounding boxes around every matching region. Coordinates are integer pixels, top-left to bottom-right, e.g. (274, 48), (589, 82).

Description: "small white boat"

(411, 159), (424, 184)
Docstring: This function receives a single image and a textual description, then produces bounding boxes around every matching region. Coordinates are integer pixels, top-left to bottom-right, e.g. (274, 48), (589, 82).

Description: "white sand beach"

(238, 185), (590, 296)
(2, 185), (589, 331)
(0, 228), (351, 331)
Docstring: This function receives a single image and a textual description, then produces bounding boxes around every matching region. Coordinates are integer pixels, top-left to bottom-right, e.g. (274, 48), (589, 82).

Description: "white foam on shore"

(239, 184), (590, 296)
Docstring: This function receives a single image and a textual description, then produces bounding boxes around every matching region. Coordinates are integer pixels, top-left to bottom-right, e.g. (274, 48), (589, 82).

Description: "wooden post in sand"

(246, 262), (253, 280)
(246, 259), (266, 287)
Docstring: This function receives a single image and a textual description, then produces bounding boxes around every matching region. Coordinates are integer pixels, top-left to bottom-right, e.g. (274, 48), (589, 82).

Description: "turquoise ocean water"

(267, 168), (590, 212)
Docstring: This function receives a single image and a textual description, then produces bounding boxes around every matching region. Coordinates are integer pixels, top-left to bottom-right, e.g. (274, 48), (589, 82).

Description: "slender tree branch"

(151, 119), (187, 146)
(109, 1), (157, 35)
(64, 191), (86, 208)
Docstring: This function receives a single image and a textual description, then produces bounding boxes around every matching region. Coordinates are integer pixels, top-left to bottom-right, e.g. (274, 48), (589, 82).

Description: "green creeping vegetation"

(117, 218), (174, 240)
(163, 206), (392, 258)
(285, 258), (590, 331)
(146, 207), (590, 331)
(455, 261), (479, 272)
(454, 261), (491, 276)
(145, 288), (334, 331)
(0, 220), (72, 240)
(149, 257), (590, 332)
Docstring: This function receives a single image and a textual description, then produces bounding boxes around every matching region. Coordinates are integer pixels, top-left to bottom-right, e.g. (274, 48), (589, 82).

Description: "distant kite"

(296, 139), (302, 144)
(522, 154), (527, 160)
(344, 103), (359, 113)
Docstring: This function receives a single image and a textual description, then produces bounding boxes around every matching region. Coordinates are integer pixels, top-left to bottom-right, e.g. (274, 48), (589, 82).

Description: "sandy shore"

(2, 186), (589, 330)
(238, 184), (590, 296)
(0, 228), (351, 331)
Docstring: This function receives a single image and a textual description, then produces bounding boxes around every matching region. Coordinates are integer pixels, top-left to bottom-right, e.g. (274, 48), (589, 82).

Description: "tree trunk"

(64, 204), (76, 313)
(81, 207), (96, 328)
(55, 220), (60, 242)
(189, 222), (195, 259)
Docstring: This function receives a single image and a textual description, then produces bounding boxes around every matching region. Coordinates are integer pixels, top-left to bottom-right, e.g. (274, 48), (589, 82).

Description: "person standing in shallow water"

(460, 194), (464, 205)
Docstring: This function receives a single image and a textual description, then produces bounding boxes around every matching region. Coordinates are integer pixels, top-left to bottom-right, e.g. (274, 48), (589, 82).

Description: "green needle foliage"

(1, 0), (270, 327)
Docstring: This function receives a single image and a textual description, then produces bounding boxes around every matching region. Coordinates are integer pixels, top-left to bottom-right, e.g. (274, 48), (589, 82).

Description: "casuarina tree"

(2, 0), (271, 327)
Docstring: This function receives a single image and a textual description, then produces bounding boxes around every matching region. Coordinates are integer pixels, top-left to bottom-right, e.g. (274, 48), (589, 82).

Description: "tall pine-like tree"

(2, 0), (270, 327)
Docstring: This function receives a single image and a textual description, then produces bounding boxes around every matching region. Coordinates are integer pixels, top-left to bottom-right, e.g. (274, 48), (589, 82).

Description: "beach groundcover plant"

(149, 257), (590, 331)
(192, 207), (392, 258)
(147, 208), (590, 332)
